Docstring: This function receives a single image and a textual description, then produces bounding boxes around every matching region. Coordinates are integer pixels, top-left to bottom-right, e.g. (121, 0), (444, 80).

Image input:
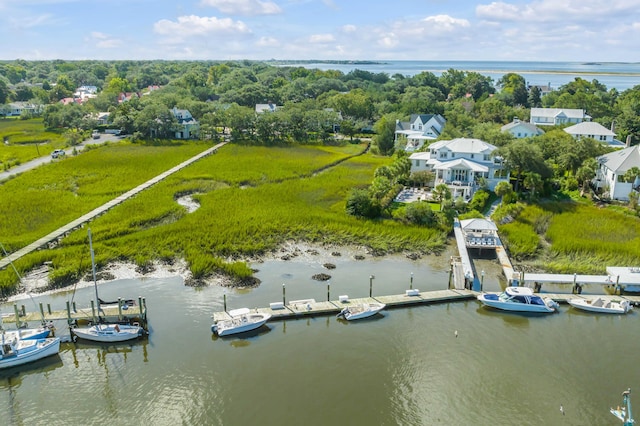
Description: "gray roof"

(501, 121), (544, 134)
(531, 108), (590, 120)
(597, 145), (640, 174)
(429, 137), (496, 154)
(460, 218), (498, 231)
(564, 121), (616, 136)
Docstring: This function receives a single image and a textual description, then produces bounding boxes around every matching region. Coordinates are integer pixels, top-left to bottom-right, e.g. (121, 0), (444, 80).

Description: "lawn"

(0, 118), (67, 170)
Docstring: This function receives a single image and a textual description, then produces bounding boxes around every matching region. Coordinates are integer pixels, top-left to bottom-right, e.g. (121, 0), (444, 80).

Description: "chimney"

(513, 117), (520, 123)
(626, 135), (632, 148)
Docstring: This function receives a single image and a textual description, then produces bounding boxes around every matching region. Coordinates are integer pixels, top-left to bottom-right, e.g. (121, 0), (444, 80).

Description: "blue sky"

(1, 0), (639, 61)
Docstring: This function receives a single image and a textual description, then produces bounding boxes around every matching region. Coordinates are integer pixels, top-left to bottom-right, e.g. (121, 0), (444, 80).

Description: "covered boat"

(477, 286), (559, 313)
(212, 308), (271, 337)
(568, 297), (632, 314)
(337, 302), (386, 321)
(0, 335), (61, 369)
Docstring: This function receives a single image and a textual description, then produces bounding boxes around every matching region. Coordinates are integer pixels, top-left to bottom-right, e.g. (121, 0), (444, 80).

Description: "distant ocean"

(292, 60), (640, 91)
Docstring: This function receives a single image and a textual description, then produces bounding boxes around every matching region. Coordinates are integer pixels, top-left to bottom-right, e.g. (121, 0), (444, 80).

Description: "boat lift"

(611, 388), (634, 425)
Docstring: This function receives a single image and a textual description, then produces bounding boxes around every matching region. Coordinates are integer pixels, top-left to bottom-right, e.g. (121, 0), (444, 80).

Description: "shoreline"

(8, 241), (409, 302)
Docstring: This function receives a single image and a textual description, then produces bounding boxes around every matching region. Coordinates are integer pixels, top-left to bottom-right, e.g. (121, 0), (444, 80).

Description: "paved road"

(0, 133), (122, 182)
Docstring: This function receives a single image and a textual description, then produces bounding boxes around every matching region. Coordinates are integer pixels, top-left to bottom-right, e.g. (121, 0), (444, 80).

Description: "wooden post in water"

(448, 258), (453, 289)
(223, 294), (227, 312)
(47, 304), (52, 315)
(616, 275), (621, 295)
(282, 283), (286, 305)
(138, 296), (143, 319)
(481, 270), (485, 292)
(39, 303), (45, 321)
(72, 301), (77, 312)
(572, 272), (577, 294)
(13, 304), (21, 328)
(90, 300), (96, 323)
(327, 282), (330, 302)
(21, 305), (25, 316)
(410, 272), (414, 290)
(369, 275), (374, 297)
(117, 297), (123, 321)
(66, 301), (72, 325)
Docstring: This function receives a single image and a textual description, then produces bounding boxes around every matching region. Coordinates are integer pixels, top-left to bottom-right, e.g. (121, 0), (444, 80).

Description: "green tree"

(404, 202), (437, 226)
(373, 114), (399, 156)
(432, 184), (452, 209)
(494, 181), (513, 206)
(345, 189), (380, 218)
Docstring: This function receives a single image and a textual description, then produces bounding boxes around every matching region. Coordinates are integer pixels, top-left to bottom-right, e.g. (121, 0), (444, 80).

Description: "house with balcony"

(530, 108), (591, 126)
(395, 114), (446, 152)
(408, 137), (508, 200)
(563, 121), (624, 147)
(171, 107), (199, 139)
(593, 144), (640, 201)
(501, 118), (544, 139)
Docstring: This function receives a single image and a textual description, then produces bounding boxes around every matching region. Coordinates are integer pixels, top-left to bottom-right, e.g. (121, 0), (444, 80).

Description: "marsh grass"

(0, 143), (447, 293)
(0, 118), (66, 169)
(500, 201), (640, 273)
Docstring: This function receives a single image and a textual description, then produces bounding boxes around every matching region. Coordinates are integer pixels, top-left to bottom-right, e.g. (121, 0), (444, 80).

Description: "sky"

(1, 0), (639, 62)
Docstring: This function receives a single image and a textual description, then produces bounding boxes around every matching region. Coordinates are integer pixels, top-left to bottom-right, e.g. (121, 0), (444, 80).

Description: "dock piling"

(13, 304), (21, 328)
(117, 297), (122, 321)
(282, 283), (286, 305)
(327, 282), (330, 302)
(223, 294), (227, 312)
(47, 303), (52, 315)
(39, 303), (45, 320)
(410, 272), (414, 290)
(369, 275), (374, 297)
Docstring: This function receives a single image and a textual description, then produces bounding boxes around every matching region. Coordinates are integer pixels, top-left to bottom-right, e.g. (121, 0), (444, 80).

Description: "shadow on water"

(0, 353), (64, 385)
(474, 306), (540, 327)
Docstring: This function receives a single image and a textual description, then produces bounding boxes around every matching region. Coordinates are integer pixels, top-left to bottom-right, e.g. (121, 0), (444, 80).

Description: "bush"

(404, 202), (437, 226)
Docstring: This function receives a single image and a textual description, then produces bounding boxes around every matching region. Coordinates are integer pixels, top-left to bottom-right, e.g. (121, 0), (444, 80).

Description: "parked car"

(92, 131), (100, 139)
(51, 149), (66, 159)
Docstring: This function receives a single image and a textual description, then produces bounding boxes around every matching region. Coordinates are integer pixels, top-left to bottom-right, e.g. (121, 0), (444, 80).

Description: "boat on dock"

(71, 229), (144, 343)
(568, 297), (632, 314)
(477, 287), (559, 313)
(211, 308), (271, 337)
(337, 302), (386, 320)
(0, 335), (61, 370)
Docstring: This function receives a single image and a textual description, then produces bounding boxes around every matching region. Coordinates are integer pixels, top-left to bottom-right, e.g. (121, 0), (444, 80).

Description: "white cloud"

(90, 32), (122, 49)
(153, 15), (251, 40)
(309, 33), (335, 43)
(422, 15), (471, 31)
(256, 36), (279, 47)
(477, 0), (640, 23)
(199, 0), (282, 16)
(342, 24), (357, 33)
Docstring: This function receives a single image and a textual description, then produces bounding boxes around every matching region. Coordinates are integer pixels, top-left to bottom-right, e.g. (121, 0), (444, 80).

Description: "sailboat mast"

(88, 229), (100, 322)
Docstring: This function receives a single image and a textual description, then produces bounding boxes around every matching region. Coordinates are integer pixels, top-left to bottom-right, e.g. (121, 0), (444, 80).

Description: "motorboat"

(72, 323), (144, 343)
(568, 297), (632, 314)
(337, 302), (386, 320)
(610, 388), (634, 425)
(477, 286), (559, 313)
(0, 335), (61, 369)
(211, 308), (271, 337)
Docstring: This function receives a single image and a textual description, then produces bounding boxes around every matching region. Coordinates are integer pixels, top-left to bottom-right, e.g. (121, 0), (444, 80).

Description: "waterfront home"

(171, 107), (199, 139)
(593, 144), (640, 201)
(409, 137), (508, 200)
(3, 102), (43, 117)
(530, 108), (591, 126)
(500, 118), (544, 139)
(395, 114), (446, 152)
(563, 121), (624, 147)
(255, 102), (280, 113)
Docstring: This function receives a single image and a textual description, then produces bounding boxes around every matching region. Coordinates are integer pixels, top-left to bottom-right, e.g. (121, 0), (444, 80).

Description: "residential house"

(74, 85), (98, 102)
(501, 118), (544, 139)
(4, 102), (43, 116)
(172, 107), (199, 139)
(563, 121), (624, 147)
(255, 102), (280, 113)
(408, 137), (508, 200)
(118, 92), (140, 103)
(593, 144), (640, 201)
(87, 112), (110, 125)
(394, 114), (446, 152)
(530, 108), (591, 126)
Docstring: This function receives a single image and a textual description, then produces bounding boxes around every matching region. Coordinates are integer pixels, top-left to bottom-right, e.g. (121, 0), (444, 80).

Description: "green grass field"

(0, 118), (67, 170)
(0, 142), (447, 295)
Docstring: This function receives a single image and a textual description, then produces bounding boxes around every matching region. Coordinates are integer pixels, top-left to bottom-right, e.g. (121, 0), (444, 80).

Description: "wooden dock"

(213, 289), (477, 322)
(0, 142), (226, 271)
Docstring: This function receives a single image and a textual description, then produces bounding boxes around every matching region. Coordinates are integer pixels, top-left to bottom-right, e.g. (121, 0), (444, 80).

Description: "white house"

(409, 138), (508, 199)
(4, 102), (42, 116)
(395, 114), (446, 152)
(255, 103), (280, 113)
(501, 118), (544, 139)
(593, 145), (640, 201)
(172, 107), (199, 139)
(563, 122), (624, 147)
(530, 108), (591, 126)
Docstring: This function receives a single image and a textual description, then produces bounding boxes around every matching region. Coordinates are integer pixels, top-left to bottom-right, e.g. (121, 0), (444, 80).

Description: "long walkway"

(0, 142), (226, 270)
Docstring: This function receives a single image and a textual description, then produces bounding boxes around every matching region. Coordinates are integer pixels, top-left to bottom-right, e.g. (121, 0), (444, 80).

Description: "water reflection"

(0, 353), (63, 386)
(210, 324), (272, 344)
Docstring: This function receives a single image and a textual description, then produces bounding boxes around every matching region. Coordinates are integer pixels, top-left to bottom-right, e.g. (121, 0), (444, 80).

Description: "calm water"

(297, 60), (640, 91)
(1, 245), (637, 426)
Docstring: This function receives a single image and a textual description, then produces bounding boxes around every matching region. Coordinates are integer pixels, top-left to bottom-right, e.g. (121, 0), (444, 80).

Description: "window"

(470, 154), (474, 159)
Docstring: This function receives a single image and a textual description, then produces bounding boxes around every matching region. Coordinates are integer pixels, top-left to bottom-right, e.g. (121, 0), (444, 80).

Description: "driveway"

(0, 133), (122, 182)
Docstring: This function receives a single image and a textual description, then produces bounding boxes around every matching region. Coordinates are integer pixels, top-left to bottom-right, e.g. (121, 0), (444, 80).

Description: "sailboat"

(71, 229), (143, 343)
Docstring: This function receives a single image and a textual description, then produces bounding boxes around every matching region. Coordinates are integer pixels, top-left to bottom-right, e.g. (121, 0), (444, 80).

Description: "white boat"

(477, 287), (559, 313)
(568, 297), (632, 314)
(336, 302), (386, 320)
(73, 323), (143, 343)
(4, 325), (53, 341)
(211, 308), (271, 336)
(0, 335), (61, 369)
(71, 229), (144, 343)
